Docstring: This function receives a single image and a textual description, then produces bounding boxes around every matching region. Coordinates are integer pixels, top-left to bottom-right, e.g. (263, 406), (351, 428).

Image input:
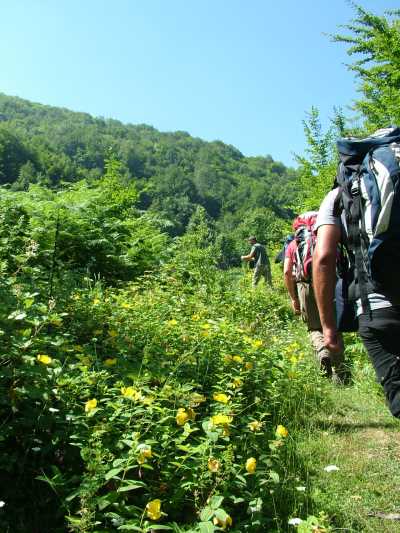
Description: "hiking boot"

(331, 370), (344, 385)
(320, 355), (332, 378)
(332, 366), (352, 385)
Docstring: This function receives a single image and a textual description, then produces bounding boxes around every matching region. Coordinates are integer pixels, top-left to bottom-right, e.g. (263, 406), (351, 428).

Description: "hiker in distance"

(284, 213), (345, 381)
(241, 236), (272, 288)
(313, 126), (400, 418)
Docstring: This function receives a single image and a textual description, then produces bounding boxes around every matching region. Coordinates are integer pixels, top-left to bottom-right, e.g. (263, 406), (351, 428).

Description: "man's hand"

(323, 327), (344, 353)
(291, 298), (300, 315)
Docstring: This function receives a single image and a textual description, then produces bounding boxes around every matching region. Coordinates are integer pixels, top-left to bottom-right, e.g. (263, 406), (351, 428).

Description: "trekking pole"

(48, 208), (61, 301)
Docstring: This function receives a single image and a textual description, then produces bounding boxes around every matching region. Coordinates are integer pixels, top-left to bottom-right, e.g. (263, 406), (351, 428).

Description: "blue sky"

(0, 0), (393, 166)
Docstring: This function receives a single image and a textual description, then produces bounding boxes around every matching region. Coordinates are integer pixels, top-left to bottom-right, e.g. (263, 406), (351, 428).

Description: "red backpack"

(293, 211), (318, 282)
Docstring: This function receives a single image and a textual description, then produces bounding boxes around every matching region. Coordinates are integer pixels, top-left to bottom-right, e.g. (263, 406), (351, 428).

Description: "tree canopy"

(331, 4), (400, 130)
(0, 93), (297, 242)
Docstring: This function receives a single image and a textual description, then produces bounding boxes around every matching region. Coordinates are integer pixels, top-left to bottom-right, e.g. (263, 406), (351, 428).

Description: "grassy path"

(296, 360), (400, 532)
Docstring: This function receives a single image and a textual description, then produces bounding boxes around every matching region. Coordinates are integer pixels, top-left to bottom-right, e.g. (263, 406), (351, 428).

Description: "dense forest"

(0, 4), (399, 533)
(0, 92), (296, 256)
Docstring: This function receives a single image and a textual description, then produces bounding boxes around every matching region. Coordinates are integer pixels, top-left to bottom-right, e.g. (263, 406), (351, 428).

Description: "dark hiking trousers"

(358, 306), (400, 418)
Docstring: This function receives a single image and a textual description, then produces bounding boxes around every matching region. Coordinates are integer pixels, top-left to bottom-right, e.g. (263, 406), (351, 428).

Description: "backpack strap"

(335, 190), (356, 293)
(333, 188), (343, 218)
(347, 176), (373, 318)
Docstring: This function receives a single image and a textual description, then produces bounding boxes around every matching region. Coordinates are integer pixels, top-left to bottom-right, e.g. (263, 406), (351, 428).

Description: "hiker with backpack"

(241, 236), (272, 287)
(284, 213), (345, 380)
(274, 234), (295, 269)
(313, 126), (400, 418)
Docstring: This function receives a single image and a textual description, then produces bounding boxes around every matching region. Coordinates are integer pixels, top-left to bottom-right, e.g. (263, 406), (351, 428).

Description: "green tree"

(0, 126), (32, 184)
(331, 4), (400, 129)
(295, 107), (347, 211)
(235, 207), (288, 249)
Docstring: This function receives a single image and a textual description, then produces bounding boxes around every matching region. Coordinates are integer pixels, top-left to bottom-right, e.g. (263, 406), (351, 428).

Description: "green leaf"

(104, 467), (124, 480)
(66, 516), (82, 525)
(205, 431), (219, 443)
(198, 522), (215, 533)
(65, 489), (80, 502)
(235, 474), (247, 485)
(8, 310), (27, 320)
(209, 495), (224, 510)
(113, 458), (127, 467)
(146, 526), (173, 531)
(23, 298), (34, 308)
(269, 471), (280, 483)
(214, 509), (229, 522)
(199, 507), (214, 522)
(117, 481), (146, 492)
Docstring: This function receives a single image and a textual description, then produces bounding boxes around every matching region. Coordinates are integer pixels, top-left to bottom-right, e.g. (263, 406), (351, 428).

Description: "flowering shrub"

(0, 199), (317, 532)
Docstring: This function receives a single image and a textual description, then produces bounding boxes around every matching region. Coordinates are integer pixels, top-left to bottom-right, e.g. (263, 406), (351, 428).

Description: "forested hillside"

(0, 93), (296, 242)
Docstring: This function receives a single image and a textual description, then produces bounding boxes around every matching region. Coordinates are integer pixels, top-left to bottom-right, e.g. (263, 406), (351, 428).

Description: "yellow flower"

(276, 424), (289, 438)
(121, 302), (132, 309)
(121, 387), (142, 401)
(252, 339), (263, 349)
(146, 499), (162, 520)
(244, 362), (253, 370)
(232, 355), (243, 363)
(231, 378), (243, 389)
(93, 298), (100, 305)
(246, 457), (257, 474)
(290, 356), (298, 364)
(211, 414), (232, 426)
(137, 444), (152, 464)
(37, 354), (52, 365)
(167, 319), (178, 326)
(176, 408), (189, 426)
(191, 314), (200, 321)
(201, 323), (211, 329)
(104, 358), (117, 366)
(190, 392), (206, 406)
(108, 330), (118, 337)
(213, 393), (229, 404)
(85, 398), (97, 413)
(208, 457), (221, 472)
(213, 515), (233, 529)
(248, 420), (263, 432)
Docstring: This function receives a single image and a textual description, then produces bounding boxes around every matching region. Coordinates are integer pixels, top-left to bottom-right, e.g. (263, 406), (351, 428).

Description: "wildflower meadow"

(0, 180), (326, 532)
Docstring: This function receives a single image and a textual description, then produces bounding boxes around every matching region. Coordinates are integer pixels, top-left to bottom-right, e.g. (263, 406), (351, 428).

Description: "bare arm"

(241, 251), (255, 262)
(283, 257), (300, 314)
(313, 224), (343, 352)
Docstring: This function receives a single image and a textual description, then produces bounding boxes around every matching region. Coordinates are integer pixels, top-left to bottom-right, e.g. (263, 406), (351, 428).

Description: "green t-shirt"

(251, 243), (268, 267)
